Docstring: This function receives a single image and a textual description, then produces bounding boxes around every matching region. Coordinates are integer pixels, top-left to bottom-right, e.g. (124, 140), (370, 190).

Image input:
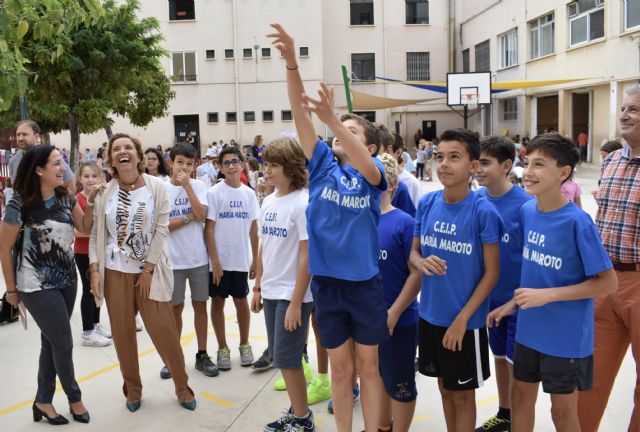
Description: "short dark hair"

(600, 140), (622, 155)
(480, 136), (516, 163)
(15, 144), (68, 207)
(16, 119), (41, 134)
(374, 123), (394, 151)
(340, 113), (380, 155)
(170, 142), (197, 161)
(439, 128), (480, 160)
(219, 145), (244, 163)
(526, 133), (579, 181)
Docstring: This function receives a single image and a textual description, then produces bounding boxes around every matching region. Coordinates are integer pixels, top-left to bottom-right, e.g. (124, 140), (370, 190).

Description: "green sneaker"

(475, 414), (510, 432)
(273, 355), (314, 391)
(306, 374), (331, 405)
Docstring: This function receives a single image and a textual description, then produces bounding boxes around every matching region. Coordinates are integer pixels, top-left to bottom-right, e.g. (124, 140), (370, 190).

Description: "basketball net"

(463, 93), (479, 110)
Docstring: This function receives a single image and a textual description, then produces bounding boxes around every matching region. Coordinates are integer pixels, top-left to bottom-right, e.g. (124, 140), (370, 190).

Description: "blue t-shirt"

(516, 200), (612, 358)
(306, 140), (387, 281)
(378, 209), (419, 327)
(476, 186), (533, 304)
(414, 190), (502, 329)
(391, 181), (416, 217)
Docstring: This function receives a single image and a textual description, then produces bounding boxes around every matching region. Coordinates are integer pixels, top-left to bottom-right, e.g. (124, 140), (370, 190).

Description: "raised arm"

(268, 24), (318, 159)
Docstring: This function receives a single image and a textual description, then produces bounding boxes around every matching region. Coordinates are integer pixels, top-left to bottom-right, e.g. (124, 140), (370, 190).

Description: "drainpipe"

(232, 0), (241, 145)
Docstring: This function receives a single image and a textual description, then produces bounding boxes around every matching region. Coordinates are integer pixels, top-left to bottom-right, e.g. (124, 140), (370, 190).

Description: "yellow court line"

(201, 391), (235, 408)
(476, 394), (499, 408)
(413, 414), (433, 421)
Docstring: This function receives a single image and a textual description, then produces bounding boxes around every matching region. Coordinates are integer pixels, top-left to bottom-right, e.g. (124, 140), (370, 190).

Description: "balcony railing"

(172, 74), (197, 83)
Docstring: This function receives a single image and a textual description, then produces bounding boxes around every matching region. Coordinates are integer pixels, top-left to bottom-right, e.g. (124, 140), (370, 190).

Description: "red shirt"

(74, 192), (89, 254)
(240, 171), (250, 187)
(577, 132), (588, 147)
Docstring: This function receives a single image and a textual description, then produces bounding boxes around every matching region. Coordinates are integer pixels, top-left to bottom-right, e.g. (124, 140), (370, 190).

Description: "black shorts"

(209, 271), (249, 299)
(513, 342), (593, 394)
(418, 319), (490, 391)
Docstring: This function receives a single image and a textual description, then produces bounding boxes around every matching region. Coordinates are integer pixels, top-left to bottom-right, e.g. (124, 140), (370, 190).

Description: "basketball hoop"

(462, 93), (479, 111)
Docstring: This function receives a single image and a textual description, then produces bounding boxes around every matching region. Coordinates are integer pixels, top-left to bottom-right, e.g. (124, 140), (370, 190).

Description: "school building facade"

(456, 0), (640, 163)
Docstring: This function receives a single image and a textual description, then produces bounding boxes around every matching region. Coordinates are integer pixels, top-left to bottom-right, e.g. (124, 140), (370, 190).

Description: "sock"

(497, 407), (511, 421)
(294, 410), (312, 420)
(82, 330), (93, 336)
(196, 350), (207, 358)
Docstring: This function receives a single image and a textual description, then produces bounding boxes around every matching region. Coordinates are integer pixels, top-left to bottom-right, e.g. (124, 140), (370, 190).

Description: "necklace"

(119, 175), (141, 191)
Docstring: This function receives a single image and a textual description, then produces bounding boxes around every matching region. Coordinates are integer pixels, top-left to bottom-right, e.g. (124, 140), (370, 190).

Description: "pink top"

(561, 180), (582, 202)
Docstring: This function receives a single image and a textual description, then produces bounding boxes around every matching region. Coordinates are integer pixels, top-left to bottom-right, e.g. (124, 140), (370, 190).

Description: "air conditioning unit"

(568, 2), (579, 17)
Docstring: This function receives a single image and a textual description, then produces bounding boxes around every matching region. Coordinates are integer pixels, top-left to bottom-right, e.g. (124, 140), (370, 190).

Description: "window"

(568, 1), (605, 46)
(626, 0), (640, 30)
(406, 0), (429, 24)
(299, 47), (309, 57)
(474, 40), (490, 71)
(498, 28), (517, 68)
(262, 111), (274, 122)
(226, 112), (237, 123)
(171, 52), (197, 82)
(351, 53), (375, 82)
(529, 13), (555, 59)
(225, 49), (234, 59)
(502, 98), (517, 121)
(244, 111), (255, 122)
(282, 110), (293, 121)
(462, 49), (470, 72)
(350, 0), (374, 25)
(243, 48), (253, 58)
(207, 112), (219, 123)
(406, 52), (430, 80)
(205, 49), (215, 60)
(354, 111), (376, 122)
(261, 48), (271, 58)
(169, 0), (195, 21)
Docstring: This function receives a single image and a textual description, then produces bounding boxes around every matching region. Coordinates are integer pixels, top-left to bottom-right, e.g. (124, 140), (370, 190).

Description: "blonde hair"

(378, 153), (399, 195)
(78, 161), (103, 181)
(262, 137), (308, 190)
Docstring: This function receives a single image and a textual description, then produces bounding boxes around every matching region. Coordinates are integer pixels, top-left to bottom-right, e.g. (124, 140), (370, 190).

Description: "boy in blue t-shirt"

(269, 24), (388, 432)
(377, 154), (421, 432)
(409, 128), (502, 432)
(475, 136), (533, 432)
(488, 133), (616, 432)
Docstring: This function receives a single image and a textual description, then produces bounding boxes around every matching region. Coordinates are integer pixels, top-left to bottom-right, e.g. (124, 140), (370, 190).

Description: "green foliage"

(0, 0), (175, 173)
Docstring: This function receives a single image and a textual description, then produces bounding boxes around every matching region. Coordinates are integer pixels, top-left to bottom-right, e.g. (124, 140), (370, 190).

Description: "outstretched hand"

(267, 24), (297, 67)
(301, 82), (337, 125)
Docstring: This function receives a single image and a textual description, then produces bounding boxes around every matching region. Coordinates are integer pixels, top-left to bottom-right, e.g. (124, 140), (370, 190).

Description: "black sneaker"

(287, 411), (315, 432)
(252, 349), (273, 371)
(475, 415), (510, 432)
(195, 353), (220, 377)
(264, 408), (293, 432)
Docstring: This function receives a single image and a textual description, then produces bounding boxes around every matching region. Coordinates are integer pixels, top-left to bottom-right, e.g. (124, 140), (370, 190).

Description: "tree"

(1, 0), (174, 173)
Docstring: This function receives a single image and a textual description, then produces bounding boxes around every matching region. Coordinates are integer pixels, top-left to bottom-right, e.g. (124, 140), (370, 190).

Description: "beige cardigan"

(89, 173), (173, 306)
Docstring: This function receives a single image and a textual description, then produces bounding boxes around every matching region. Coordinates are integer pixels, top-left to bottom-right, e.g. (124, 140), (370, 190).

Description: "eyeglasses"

(146, 157), (158, 162)
(221, 159), (242, 168)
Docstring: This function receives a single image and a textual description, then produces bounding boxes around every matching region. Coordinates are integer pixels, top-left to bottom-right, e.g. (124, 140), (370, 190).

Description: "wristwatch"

(182, 214), (190, 225)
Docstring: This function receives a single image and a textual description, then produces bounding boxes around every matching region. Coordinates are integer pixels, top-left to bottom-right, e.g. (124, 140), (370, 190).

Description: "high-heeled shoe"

(180, 399), (197, 411)
(32, 402), (69, 425)
(69, 404), (90, 423)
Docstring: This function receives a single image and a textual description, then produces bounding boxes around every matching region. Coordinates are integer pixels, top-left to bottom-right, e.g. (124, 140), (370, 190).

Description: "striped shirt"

(596, 145), (640, 263)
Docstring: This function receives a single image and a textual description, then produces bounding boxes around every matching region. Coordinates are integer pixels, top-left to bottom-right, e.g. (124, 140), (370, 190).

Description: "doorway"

(173, 114), (200, 157)
(422, 120), (437, 141)
(572, 92), (590, 162)
(536, 95), (559, 135)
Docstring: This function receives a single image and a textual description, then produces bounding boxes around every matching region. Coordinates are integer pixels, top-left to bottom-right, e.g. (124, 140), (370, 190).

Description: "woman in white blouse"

(88, 133), (195, 412)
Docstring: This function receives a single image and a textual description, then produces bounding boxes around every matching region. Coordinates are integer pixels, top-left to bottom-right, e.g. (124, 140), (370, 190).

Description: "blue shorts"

(379, 324), (418, 402)
(263, 299), (313, 369)
(311, 274), (388, 349)
(488, 299), (517, 362)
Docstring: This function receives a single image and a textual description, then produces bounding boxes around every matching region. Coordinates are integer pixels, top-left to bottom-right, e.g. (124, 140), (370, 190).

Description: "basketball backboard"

(447, 72), (492, 106)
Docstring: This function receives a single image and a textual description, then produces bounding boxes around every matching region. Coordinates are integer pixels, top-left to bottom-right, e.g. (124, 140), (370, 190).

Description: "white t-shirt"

(399, 169), (422, 207)
(105, 186), (155, 273)
(196, 162), (219, 189)
(206, 182), (259, 272)
(259, 189), (312, 302)
(165, 179), (209, 269)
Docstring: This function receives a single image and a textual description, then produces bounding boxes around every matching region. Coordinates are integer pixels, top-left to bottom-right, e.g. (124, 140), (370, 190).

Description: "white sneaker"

(94, 323), (112, 339)
(81, 331), (112, 347)
(135, 314), (144, 332)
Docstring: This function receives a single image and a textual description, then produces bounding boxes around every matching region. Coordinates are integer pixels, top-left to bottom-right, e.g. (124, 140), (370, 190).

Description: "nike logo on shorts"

(457, 378), (473, 385)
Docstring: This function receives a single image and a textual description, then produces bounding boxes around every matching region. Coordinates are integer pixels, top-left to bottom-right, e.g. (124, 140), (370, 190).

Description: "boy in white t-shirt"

(160, 143), (219, 380)
(205, 146), (260, 370)
(250, 137), (315, 432)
